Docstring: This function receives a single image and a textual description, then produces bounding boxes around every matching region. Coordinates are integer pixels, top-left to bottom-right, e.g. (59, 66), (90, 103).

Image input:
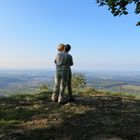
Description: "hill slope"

(0, 90), (140, 140)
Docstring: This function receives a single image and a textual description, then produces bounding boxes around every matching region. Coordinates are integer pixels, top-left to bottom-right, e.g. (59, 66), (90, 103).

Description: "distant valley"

(0, 70), (140, 96)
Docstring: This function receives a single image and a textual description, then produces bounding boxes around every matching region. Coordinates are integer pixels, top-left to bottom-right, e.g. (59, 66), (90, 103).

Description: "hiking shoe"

(58, 98), (67, 104)
(51, 97), (58, 102)
(58, 100), (68, 105)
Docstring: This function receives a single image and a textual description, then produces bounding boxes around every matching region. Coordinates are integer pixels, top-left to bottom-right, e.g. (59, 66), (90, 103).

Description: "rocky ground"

(0, 90), (140, 140)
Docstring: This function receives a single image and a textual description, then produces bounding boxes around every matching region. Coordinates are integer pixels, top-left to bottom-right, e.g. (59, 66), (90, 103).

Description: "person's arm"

(54, 54), (58, 64)
(70, 55), (74, 66)
(54, 58), (56, 64)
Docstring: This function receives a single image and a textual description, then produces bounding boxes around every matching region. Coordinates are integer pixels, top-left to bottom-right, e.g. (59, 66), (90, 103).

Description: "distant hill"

(0, 70), (140, 96)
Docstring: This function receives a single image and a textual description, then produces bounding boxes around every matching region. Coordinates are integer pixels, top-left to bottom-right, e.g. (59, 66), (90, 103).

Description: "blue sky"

(0, 0), (140, 71)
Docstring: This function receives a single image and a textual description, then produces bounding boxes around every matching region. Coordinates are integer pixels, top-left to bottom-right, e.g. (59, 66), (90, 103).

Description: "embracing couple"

(51, 44), (75, 104)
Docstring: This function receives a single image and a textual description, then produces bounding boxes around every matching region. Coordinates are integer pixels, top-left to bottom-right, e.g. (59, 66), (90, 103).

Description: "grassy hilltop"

(0, 89), (140, 140)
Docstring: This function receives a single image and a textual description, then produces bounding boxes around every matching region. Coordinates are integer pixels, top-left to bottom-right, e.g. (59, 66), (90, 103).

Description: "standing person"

(64, 44), (75, 101)
(51, 44), (66, 103)
(51, 44), (75, 104)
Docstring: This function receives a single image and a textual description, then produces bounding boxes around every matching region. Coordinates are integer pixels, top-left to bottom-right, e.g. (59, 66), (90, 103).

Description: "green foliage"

(96, 0), (140, 25)
(9, 93), (37, 102)
(83, 87), (96, 93)
(39, 84), (49, 92)
(8, 91), (52, 103)
(36, 91), (52, 100)
(0, 120), (21, 129)
(72, 73), (86, 89)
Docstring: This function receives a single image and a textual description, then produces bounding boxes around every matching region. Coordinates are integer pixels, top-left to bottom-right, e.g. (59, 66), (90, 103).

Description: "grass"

(123, 85), (140, 90)
(0, 120), (21, 129)
(0, 89), (140, 140)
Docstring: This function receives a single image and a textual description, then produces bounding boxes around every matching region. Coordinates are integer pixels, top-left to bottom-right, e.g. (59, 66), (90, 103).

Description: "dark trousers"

(66, 69), (73, 99)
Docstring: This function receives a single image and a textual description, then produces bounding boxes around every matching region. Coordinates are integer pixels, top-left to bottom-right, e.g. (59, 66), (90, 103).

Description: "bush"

(72, 73), (86, 89)
(39, 84), (49, 92)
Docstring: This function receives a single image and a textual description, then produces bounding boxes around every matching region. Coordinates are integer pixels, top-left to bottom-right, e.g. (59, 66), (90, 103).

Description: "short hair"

(58, 44), (65, 51)
(65, 44), (71, 52)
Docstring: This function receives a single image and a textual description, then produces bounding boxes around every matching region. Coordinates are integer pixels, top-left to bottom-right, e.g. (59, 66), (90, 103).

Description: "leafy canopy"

(96, 0), (140, 26)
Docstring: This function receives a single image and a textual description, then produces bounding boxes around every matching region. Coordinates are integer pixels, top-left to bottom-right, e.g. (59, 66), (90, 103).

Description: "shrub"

(72, 73), (86, 89)
(39, 84), (49, 92)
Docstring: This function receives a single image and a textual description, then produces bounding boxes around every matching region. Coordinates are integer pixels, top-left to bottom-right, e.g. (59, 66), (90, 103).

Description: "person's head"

(65, 44), (71, 52)
(57, 44), (65, 52)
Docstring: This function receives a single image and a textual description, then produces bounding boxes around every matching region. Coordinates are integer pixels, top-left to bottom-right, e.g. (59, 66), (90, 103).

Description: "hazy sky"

(0, 0), (140, 71)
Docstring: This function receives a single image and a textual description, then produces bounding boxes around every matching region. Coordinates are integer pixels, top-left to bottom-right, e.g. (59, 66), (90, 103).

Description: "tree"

(72, 73), (86, 89)
(96, 0), (140, 26)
